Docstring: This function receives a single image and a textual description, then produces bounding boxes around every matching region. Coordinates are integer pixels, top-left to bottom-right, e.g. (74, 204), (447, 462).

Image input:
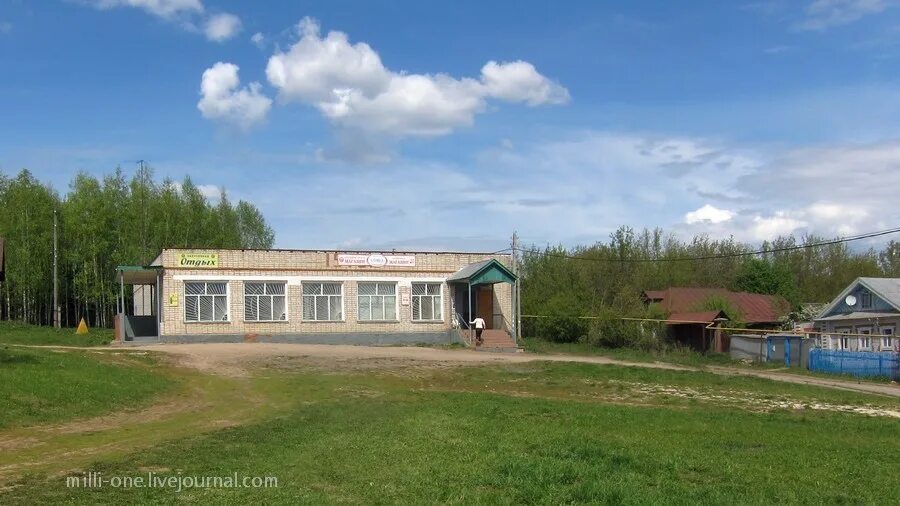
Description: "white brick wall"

(156, 249), (515, 337)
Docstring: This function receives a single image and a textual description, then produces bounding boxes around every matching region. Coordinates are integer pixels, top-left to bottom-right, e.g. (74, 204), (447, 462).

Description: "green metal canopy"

(446, 259), (516, 286)
(116, 265), (162, 284)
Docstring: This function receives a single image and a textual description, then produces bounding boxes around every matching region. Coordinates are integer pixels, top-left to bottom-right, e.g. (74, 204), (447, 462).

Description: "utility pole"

(512, 231), (522, 343)
(53, 209), (59, 329)
(138, 160), (148, 264)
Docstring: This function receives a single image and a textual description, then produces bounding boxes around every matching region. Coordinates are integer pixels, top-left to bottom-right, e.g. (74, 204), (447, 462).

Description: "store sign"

(177, 253), (219, 268)
(336, 253), (416, 267)
(400, 292), (410, 306)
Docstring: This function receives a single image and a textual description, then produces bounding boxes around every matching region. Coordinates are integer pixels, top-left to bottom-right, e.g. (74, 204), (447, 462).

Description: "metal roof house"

(815, 278), (899, 352)
(641, 287), (790, 352)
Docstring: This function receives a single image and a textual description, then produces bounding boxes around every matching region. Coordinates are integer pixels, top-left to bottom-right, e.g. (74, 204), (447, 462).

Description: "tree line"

(520, 226), (900, 344)
(0, 167), (275, 328)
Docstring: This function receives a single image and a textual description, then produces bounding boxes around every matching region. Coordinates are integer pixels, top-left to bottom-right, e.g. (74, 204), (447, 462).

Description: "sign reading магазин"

(177, 253), (219, 268)
(336, 253), (416, 267)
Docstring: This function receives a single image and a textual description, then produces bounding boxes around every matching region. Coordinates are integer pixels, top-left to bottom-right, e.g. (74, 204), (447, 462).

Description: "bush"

(529, 294), (588, 343)
(585, 308), (666, 351)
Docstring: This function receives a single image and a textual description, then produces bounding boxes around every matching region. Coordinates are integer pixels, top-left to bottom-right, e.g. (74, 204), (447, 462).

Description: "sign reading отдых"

(177, 253), (219, 268)
(336, 253), (416, 267)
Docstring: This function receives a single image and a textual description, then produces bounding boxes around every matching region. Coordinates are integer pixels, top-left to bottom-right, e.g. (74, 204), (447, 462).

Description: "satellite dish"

(845, 295), (857, 307)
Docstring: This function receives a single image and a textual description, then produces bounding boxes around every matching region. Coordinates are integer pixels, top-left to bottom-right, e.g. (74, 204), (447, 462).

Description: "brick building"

(115, 248), (516, 347)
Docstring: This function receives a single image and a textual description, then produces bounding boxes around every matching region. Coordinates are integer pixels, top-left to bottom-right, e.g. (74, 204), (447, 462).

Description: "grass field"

(0, 346), (175, 429)
(520, 336), (751, 366)
(0, 321), (113, 346)
(1, 348), (898, 504)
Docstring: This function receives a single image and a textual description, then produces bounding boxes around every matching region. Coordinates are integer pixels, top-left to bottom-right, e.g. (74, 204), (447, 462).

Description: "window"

(357, 282), (397, 321)
(244, 282), (287, 322)
(833, 328), (851, 350)
(184, 282), (228, 322)
(858, 327), (872, 349)
(412, 282), (442, 321)
(302, 282), (343, 321)
(860, 291), (872, 309)
(882, 327), (895, 350)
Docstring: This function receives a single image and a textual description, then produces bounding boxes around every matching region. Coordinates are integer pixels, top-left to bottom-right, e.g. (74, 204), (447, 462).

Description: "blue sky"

(2, 0), (900, 251)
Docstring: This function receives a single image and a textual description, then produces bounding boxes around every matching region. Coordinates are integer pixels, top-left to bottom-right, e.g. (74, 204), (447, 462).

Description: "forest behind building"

(0, 167), (274, 327)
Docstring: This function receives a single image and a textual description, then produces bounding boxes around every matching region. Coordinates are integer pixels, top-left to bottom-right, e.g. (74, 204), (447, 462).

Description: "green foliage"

(529, 292), (588, 343)
(0, 167), (276, 327)
(693, 295), (746, 328)
(585, 307), (667, 350)
(733, 258), (800, 307)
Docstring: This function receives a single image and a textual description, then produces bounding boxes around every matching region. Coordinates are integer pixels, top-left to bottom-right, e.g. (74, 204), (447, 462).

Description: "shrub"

(529, 293), (588, 343)
(585, 308), (667, 351)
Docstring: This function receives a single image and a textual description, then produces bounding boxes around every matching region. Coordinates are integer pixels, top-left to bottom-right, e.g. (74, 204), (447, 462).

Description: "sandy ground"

(124, 342), (900, 398)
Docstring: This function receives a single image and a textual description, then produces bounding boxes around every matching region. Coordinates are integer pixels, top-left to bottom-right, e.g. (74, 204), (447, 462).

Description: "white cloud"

(196, 184), (222, 201)
(83, 0), (244, 43)
(684, 204), (734, 224)
(798, 0), (888, 30)
(265, 17), (568, 140)
(750, 213), (808, 240)
(250, 32), (265, 48)
(203, 12), (241, 42)
(197, 62), (272, 129)
(480, 60), (570, 105)
(86, 0), (204, 19)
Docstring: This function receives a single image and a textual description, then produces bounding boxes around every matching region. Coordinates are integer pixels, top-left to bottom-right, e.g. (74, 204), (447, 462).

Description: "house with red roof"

(641, 287), (790, 351)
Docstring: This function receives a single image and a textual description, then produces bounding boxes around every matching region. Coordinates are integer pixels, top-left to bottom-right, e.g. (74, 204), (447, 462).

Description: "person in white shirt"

(470, 316), (486, 344)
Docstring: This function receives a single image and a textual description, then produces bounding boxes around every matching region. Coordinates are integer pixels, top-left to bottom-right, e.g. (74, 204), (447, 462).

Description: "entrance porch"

(447, 259), (518, 349)
(114, 265), (162, 343)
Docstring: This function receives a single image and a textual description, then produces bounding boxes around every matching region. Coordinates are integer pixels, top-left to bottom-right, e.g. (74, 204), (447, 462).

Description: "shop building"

(115, 248), (517, 347)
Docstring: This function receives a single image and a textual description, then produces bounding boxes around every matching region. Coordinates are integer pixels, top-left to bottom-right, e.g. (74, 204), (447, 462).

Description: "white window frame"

(357, 281), (399, 322)
(880, 326), (895, 350)
(243, 281), (288, 322)
(183, 281), (230, 323)
(833, 327), (851, 350)
(411, 282), (444, 322)
(302, 282), (344, 322)
(857, 326), (872, 350)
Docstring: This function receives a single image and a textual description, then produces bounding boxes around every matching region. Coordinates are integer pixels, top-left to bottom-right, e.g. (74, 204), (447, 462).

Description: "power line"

(513, 226), (900, 264)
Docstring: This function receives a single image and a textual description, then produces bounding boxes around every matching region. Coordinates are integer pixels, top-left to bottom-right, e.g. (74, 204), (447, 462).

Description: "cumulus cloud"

(798, 0), (888, 30)
(197, 62), (272, 129)
(203, 12), (241, 42)
(250, 32), (265, 48)
(684, 204), (734, 224)
(264, 17), (568, 140)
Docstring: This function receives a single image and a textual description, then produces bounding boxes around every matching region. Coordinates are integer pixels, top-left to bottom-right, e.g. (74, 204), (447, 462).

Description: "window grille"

(411, 282), (442, 321)
(244, 282), (287, 321)
(302, 282), (343, 321)
(357, 282), (397, 321)
(184, 282), (228, 322)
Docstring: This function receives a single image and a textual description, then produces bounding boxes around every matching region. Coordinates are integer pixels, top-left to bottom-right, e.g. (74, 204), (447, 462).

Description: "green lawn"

(3, 359), (897, 504)
(0, 346), (175, 429)
(521, 336), (750, 367)
(0, 321), (114, 346)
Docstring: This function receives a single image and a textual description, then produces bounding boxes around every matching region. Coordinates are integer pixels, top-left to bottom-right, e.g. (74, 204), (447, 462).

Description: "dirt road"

(128, 342), (900, 398)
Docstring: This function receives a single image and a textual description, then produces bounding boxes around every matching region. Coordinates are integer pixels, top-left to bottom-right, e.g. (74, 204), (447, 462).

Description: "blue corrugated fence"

(808, 348), (900, 380)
